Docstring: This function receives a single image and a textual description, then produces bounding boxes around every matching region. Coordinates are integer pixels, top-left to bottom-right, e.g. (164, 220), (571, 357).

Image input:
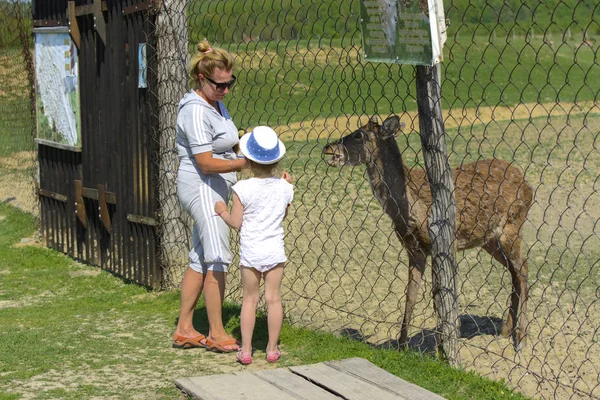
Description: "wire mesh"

(0, 0), (37, 217)
(162, 1), (600, 398)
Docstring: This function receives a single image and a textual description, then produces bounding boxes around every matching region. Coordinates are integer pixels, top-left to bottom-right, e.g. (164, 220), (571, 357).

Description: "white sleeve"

(179, 104), (214, 154)
(232, 181), (246, 206)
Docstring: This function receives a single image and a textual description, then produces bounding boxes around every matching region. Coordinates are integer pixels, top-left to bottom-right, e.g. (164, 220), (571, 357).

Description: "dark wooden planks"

(36, 0), (161, 288)
(37, 142), (82, 257)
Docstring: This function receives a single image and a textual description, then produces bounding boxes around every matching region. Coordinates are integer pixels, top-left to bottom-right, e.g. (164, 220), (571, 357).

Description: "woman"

(171, 40), (245, 352)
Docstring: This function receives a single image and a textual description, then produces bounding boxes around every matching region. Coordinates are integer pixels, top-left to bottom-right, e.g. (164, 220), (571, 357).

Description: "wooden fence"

(33, 0), (161, 288)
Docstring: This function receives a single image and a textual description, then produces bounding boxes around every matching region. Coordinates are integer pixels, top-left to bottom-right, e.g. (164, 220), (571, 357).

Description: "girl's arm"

(194, 152), (246, 174)
(281, 170), (292, 183)
(214, 193), (243, 229)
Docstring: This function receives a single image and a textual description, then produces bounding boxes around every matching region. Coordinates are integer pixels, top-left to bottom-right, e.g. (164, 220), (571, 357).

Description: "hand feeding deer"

(323, 115), (532, 350)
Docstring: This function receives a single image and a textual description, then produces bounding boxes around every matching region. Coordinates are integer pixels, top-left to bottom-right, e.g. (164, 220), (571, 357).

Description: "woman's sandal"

(236, 350), (252, 365)
(171, 333), (207, 349)
(205, 337), (239, 353)
(266, 348), (281, 363)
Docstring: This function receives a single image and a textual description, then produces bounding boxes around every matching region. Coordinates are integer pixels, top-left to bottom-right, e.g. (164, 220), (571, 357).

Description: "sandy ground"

(0, 151), (37, 215)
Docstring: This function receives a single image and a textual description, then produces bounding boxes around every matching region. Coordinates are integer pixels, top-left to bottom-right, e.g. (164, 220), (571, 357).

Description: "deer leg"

(483, 231), (528, 350)
(515, 258), (528, 348)
(399, 251), (427, 348)
(484, 239), (517, 338)
(504, 235), (528, 349)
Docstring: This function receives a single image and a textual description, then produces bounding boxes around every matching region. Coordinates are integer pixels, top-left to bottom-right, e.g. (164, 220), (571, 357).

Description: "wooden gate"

(33, 0), (161, 288)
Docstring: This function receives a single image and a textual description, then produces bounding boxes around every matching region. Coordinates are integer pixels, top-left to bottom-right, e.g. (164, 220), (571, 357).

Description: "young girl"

(214, 126), (293, 365)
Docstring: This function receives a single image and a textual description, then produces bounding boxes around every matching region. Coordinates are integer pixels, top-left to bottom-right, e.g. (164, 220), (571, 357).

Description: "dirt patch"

(0, 290), (60, 309)
(273, 100), (598, 142)
(68, 269), (102, 278)
(11, 234), (43, 248)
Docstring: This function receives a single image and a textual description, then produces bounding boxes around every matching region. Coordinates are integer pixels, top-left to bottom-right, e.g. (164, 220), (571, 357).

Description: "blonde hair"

(188, 40), (235, 89)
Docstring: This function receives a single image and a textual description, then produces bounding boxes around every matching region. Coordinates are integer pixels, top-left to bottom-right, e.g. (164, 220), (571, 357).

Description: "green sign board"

(360, 0), (446, 66)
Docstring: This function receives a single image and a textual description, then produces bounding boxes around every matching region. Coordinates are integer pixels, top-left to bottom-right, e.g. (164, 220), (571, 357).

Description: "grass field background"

(222, 34), (600, 129)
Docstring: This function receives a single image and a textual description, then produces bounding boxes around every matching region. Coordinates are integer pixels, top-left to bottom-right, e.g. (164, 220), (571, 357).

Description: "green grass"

(184, 0), (600, 129)
(219, 33), (600, 129)
(187, 0), (600, 44)
(0, 201), (528, 399)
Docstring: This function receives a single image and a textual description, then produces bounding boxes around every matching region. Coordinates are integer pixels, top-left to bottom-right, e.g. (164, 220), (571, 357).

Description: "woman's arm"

(214, 193), (243, 229)
(194, 152), (246, 174)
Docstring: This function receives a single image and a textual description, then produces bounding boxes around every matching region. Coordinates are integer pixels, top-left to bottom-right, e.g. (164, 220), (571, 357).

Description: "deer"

(322, 115), (533, 350)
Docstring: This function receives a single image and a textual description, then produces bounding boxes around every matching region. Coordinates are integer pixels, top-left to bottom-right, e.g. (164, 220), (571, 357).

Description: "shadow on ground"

(338, 314), (504, 354)
(172, 302), (274, 350)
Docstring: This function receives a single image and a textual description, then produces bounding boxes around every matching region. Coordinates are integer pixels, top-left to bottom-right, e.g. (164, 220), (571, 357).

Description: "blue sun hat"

(239, 126), (286, 164)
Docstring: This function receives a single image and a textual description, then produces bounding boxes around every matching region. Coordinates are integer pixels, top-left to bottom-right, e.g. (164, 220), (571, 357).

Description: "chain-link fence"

(4, 0), (600, 398)
(0, 0), (36, 217)
(156, 1), (599, 398)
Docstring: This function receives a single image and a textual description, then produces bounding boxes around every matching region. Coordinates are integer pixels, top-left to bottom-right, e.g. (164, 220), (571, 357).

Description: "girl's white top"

(233, 176), (294, 267)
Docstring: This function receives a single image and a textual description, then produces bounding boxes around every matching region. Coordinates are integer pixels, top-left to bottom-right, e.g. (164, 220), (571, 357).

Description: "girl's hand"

(214, 201), (228, 215)
(281, 171), (292, 183)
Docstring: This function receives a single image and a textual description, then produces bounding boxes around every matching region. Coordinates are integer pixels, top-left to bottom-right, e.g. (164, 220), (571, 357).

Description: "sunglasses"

(203, 74), (236, 92)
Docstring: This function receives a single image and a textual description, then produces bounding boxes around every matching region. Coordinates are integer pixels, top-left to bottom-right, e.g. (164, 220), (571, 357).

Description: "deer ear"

(367, 116), (379, 130)
(381, 115), (403, 139)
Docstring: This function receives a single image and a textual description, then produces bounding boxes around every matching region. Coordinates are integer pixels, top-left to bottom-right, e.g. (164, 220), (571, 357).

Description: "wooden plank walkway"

(174, 357), (446, 400)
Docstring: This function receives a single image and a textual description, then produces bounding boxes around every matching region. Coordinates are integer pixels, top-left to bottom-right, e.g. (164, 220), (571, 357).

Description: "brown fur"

(323, 115), (533, 349)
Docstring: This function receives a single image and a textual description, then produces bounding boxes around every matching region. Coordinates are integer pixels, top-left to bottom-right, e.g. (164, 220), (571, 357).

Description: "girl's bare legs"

(240, 266), (262, 354)
(263, 264), (284, 353)
(174, 267), (205, 338)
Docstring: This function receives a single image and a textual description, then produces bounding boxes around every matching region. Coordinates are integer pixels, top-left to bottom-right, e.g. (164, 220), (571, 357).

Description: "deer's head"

(323, 115), (405, 167)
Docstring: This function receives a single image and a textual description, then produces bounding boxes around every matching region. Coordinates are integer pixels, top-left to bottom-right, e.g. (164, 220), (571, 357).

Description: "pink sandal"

(266, 348), (281, 363)
(236, 350), (252, 365)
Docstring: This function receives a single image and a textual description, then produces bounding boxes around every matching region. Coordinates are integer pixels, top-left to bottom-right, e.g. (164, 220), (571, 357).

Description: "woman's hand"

(281, 171), (292, 183)
(214, 201), (228, 216)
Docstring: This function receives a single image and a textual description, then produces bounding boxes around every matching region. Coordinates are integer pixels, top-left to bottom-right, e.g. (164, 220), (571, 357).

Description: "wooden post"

(155, 0), (193, 288)
(415, 64), (460, 365)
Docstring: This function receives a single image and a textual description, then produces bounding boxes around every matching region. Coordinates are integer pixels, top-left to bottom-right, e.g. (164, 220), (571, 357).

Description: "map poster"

(34, 27), (81, 147)
(359, 0), (446, 66)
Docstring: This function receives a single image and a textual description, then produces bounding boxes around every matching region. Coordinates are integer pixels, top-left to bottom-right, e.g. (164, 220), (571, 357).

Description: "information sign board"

(360, 0), (446, 66)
